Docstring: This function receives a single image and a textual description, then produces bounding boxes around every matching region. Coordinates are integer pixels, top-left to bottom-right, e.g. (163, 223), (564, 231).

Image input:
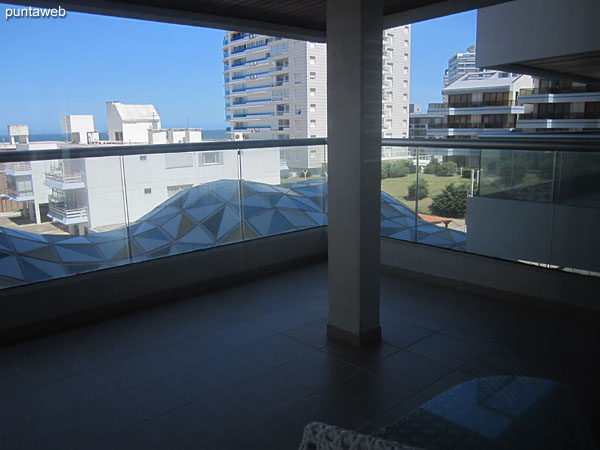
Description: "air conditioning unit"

(233, 132), (244, 141)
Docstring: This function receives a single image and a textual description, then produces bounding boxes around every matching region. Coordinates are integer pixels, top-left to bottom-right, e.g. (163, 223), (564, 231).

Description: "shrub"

(436, 161), (458, 177)
(499, 156), (528, 186)
(382, 160), (415, 179)
(424, 160), (439, 174)
(389, 164), (409, 178)
(406, 179), (429, 200)
(430, 183), (469, 218)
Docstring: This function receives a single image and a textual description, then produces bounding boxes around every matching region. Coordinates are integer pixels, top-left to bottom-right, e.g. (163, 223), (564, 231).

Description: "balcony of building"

(1, 161), (32, 176)
(44, 168), (85, 190)
(47, 201), (89, 225)
(2, 1), (600, 449)
(428, 100), (523, 116)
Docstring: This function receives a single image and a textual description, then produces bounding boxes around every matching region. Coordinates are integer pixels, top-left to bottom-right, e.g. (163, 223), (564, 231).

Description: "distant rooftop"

(108, 101), (160, 123)
(443, 71), (526, 93)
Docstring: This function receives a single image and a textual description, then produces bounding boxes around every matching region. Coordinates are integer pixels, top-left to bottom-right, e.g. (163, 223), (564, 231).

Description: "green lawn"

(381, 173), (472, 214)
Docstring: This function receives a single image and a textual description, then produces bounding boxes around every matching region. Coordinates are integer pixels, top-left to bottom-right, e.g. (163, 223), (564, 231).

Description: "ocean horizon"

(0, 129), (229, 143)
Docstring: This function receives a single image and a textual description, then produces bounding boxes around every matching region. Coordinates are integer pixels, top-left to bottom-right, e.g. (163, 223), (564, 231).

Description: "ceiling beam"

(8, 0), (327, 42)
(382, 0), (512, 28)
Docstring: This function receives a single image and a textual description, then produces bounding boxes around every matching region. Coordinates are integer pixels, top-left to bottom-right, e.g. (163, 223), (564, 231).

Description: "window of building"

(294, 72), (302, 84)
(199, 152), (224, 165)
(403, 53), (408, 61)
(403, 93), (408, 100)
(310, 88), (316, 96)
(310, 119), (316, 128)
(310, 134), (317, 138)
(144, 188), (152, 194)
(403, 66), (408, 75)
(309, 72), (316, 80)
(167, 184), (193, 198)
(165, 153), (193, 169)
(309, 56), (316, 64)
(139, 155), (147, 161)
(114, 131), (123, 141)
(404, 39), (409, 47)
(310, 104), (316, 112)
(403, 79), (408, 87)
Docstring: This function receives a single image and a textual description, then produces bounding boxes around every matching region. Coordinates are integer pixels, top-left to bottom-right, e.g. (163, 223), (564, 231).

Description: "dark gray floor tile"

(67, 320), (145, 365)
(220, 369), (312, 418)
(0, 350), (30, 396)
(34, 371), (118, 414)
(322, 340), (401, 369)
(396, 310), (455, 332)
(253, 306), (316, 332)
(205, 423), (297, 450)
(240, 334), (315, 368)
(182, 349), (269, 390)
(59, 392), (147, 448)
(92, 351), (173, 388)
(202, 320), (278, 350)
(115, 308), (189, 349)
(82, 420), (186, 450)
(0, 388), (52, 432)
(0, 413), (73, 450)
(271, 350), (360, 391)
(381, 320), (435, 348)
(317, 372), (414, 421)
(283, 319), (329, 349)
(357, 394), (428, 435)
(419, 368), (477, 399)
(406, 333), (480, 367)
(126, 369), (212, 417)
(156, 392), (255, 449)
(264, 394), (369, 447)
(367, 350), (454, 392)
(8, 333), (95, 385)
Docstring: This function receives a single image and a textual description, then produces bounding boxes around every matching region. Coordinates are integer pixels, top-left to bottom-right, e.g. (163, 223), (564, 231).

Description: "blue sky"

(0, 4), (476, 134)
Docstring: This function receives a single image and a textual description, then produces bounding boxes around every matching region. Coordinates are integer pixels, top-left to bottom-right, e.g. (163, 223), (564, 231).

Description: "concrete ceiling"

(14, 0), (510, 41)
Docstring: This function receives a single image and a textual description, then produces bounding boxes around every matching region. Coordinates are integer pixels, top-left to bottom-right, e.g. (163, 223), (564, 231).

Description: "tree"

(406, 179), (429, 200)
(431, 183), (469, 218)
(499, 156), (528, 186)
(436, 161), (458, 177)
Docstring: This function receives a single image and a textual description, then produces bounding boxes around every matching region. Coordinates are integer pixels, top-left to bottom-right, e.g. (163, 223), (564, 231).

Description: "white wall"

(84, 156), (127, 229)
(477, 0), (600, 77)
(106, 103), (123, 142)
(83, 148), (280, 228)
(62, 115), (95, 143)
(122, 122), (153, 144)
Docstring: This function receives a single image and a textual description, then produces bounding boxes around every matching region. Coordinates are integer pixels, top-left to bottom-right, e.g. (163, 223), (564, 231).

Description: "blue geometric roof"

(0, 179), (465, 288)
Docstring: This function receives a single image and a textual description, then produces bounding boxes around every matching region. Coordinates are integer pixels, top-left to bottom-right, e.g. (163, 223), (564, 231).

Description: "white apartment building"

(222, 27), (411, 170)
(428, 71), (533, 139)
(516, 78), (600, 132)
(443, 45), (496, 87)
(3, 105), (280, 234)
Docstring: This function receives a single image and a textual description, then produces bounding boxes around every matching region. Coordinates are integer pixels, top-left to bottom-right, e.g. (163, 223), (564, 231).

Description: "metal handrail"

(1, 137), (599, 163)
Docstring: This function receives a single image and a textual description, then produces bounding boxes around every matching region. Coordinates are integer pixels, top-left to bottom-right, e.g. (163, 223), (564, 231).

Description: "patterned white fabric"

(298, 422), (425, 450)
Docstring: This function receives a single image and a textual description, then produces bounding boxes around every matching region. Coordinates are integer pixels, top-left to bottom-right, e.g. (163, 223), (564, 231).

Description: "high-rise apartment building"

(516, 78), (600, 132)
(429, 71), (534, 138)
(222, 27), (411, 170)
(443, 45), (495, 87)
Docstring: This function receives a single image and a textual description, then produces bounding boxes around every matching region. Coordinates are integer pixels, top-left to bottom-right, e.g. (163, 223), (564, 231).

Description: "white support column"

(326, 0), (383, 346)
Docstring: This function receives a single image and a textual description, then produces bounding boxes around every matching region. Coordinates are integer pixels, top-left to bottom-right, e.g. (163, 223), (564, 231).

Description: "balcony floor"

(0, 263), (598, 449)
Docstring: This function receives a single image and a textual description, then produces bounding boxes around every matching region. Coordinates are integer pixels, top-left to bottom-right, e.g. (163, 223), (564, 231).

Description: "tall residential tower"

(221, 28), (411, 169)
